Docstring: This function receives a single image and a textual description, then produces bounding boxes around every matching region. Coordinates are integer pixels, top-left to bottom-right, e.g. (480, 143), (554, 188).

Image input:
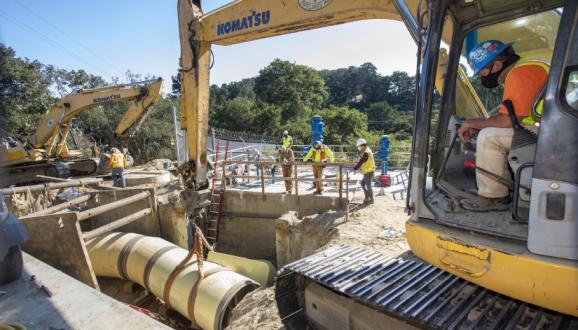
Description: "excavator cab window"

(418, 3), (572, 242)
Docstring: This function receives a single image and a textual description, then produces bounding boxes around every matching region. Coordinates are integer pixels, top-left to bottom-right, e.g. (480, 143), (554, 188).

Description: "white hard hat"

(283, 130), (288, 135)
(356, 138), (367, 147)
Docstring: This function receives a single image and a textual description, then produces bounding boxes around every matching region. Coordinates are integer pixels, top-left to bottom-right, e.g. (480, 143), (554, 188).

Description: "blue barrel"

(311, 115), (325, 145)
(304, 115), (325, 155)
(378, 135), (390, 174)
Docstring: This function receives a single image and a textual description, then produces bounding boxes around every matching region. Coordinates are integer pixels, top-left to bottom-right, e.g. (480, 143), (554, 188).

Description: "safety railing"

(221, 160), (361, 207)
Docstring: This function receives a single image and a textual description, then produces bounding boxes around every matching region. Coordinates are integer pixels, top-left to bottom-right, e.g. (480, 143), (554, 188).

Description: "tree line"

(1, 44), (417, 164)
(174, 60), (416, 146)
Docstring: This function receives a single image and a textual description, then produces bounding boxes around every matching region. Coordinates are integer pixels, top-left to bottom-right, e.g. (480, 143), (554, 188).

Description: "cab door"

(528, 0), (578, 260)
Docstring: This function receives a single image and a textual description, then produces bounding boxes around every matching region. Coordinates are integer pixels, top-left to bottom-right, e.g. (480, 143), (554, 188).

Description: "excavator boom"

(30, 78), (163, 149)
(0, 78), (163, 186)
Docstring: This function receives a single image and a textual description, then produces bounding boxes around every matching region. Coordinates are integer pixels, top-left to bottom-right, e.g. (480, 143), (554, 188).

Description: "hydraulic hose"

(86, 232), (259, 330)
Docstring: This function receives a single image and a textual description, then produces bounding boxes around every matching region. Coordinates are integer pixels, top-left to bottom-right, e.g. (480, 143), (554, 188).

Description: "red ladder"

(206, 141), (229, 244)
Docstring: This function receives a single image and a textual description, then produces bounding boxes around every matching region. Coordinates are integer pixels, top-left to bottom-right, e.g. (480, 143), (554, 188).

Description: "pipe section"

(86, 232), (258, 330)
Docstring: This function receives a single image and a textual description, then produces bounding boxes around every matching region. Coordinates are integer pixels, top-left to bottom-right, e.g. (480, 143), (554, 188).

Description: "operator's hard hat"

(314, 140), (322, 148)
(283, 130), (289, 135)
(468, 40), (512, 75)
(356, 138), (367, 147)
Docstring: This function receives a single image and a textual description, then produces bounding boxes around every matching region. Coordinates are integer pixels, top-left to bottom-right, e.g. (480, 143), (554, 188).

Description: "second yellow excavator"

(0, 78), (163, 186)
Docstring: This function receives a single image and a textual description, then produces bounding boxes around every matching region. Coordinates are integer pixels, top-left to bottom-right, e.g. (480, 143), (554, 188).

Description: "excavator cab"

(406, 0), (578, 316)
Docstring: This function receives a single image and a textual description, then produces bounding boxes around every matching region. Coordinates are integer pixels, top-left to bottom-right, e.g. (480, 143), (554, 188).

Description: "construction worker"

(108, 147), (128, 188)
(352, 138), (375, 204)
(303, 141), (334, 194)
(458, 40), (549, 211)
(281, 130), (293, 149)
(277, 146), (295, 194)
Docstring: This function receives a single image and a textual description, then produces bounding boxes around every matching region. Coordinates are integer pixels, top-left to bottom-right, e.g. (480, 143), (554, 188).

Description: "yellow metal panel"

(406, 221), (578, 317)
(200, 0), (419, 45)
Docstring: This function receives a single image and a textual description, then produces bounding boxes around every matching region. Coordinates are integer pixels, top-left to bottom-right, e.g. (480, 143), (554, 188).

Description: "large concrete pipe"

(86, 232), (259, 330)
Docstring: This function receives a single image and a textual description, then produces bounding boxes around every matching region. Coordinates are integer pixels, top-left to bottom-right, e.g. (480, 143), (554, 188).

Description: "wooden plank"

(23, 194), (91, 218)
(20, 213), (99, 289)
(83, 208), (152, 241)
(294, 164), (299, 196)
(339, 165), (343, 208)
(84, 188), (160, 237)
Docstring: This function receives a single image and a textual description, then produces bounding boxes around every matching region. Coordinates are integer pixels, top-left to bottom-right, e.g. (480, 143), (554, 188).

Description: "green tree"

(316, 106), (369, 145)
(319, 62), (385, 108)
(254, 59), (328, 122)
(385, 71), (415, 111)
(365, 101), (413, 139)
(0, 44), (55, 138)
(210, 97), (257, 131)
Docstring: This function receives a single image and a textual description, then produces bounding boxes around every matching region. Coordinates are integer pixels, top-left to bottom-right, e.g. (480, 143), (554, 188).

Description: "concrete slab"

(224, 190), (346, 218)
(0, 253), (170, 330)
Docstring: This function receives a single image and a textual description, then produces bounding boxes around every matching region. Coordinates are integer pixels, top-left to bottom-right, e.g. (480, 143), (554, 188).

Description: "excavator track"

(1, 158), (99, 187)
(276, 245), (578, 330)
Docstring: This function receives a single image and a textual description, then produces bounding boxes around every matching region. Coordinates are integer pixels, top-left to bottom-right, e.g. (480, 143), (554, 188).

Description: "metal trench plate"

(278, 245), (578, 330)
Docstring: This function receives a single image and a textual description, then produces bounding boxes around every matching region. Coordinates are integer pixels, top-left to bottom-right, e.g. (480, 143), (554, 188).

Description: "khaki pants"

(282, 165), (293, 191)
(313, 164), (324, 193)
(475, 127), (514, 198)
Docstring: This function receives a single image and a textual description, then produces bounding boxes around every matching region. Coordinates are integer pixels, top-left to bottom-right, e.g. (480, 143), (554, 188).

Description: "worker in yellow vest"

(458, 40), (549, 211)
(353, 138), (375, 204)
(108, 147), (128, 187)
(303, 141), (334, 194)
(281, 130), (293, 149)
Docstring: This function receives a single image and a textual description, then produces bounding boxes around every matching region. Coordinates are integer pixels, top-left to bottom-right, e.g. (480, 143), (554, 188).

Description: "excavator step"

(276, 245), (578, 330)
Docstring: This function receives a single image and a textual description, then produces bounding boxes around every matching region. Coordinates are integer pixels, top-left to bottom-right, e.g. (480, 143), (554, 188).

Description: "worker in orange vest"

(108, 147), (128, 188)
(303, 141), (334, 194)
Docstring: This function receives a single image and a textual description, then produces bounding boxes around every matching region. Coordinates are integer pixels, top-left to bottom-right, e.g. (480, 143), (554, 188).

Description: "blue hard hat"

(468, 40), (512, 75)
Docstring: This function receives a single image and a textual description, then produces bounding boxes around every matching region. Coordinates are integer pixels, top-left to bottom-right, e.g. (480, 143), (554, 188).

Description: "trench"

(7, 180), (347, 329)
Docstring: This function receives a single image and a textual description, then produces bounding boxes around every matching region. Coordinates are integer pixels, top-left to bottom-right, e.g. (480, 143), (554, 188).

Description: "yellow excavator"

(175, 0), (578, 328)
(0, 78), (163, 187)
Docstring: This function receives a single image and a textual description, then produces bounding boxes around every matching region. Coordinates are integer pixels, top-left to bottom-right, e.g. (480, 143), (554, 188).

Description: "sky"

(0, 0), (417, 92)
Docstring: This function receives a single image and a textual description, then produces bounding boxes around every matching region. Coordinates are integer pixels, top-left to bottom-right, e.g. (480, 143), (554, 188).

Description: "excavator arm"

(29, 78), (163, 155)
(176, 0), (421, 192)
(176, 0), (491, 194)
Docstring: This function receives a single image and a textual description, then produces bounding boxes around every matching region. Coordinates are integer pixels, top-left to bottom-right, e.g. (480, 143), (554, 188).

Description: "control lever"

(464, 160), (531, 191)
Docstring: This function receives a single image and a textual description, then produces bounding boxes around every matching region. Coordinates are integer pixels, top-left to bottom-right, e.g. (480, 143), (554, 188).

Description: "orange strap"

(187, 267), (228, 327)
(162, 226), (205, 308)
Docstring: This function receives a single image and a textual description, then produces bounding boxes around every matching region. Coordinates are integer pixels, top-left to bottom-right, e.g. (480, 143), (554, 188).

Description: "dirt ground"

(226, 193), (410, 330)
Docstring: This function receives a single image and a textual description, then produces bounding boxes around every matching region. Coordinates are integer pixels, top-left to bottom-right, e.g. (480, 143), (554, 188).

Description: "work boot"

(460, 196), (511, 212)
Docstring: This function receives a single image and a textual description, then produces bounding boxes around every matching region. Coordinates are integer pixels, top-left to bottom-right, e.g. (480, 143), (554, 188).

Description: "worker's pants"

(475, 127), (514, 198)
(282, 165), (293, 191)
(112, 168), (126, 188)
(313, 165), (324, 193)
(361, 172), (374, 201)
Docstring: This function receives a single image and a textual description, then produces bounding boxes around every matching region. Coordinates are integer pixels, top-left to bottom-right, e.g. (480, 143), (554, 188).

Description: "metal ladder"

(206, 141), (228, 244)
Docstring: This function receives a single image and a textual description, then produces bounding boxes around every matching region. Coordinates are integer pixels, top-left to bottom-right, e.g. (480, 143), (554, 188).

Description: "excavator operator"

(457, 40), (549, 212)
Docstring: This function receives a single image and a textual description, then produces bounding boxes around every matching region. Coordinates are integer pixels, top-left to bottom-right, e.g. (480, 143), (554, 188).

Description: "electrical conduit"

(86, 232), (259, 330)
